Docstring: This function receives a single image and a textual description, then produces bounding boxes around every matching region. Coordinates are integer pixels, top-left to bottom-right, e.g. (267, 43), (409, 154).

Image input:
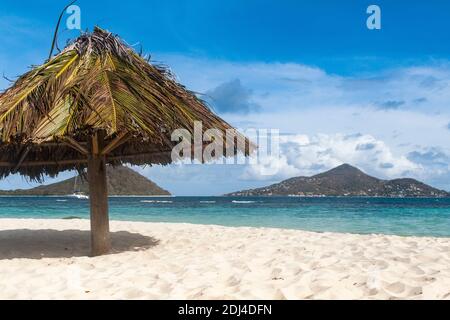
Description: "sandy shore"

(0, 219), (449, 300)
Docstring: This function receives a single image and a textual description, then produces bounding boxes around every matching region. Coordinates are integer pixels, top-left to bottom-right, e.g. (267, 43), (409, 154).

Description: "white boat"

(71, 193), (89, 200)
(71, 176), (89, 199)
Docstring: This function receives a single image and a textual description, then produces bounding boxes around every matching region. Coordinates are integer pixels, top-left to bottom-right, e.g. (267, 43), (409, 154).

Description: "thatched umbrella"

(0, 27), (250, 256)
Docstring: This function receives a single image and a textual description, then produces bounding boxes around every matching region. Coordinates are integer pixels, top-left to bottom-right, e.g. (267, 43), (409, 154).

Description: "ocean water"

(0, 196), (450, 237)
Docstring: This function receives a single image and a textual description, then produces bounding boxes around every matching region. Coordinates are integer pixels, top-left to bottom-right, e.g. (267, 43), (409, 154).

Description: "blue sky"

(2, 1), (450, 74)
(1, 1), (450, 195)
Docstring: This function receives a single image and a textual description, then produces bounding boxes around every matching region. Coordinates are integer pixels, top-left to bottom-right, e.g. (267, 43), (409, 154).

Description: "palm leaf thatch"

(0, 27), (250, 181)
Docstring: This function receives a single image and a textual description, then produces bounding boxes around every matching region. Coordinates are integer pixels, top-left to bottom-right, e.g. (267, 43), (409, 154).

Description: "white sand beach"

(0, 219), (449, 300)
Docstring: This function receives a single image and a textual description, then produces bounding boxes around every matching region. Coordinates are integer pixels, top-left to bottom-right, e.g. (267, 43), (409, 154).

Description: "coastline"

(1, 195), (450, 198)
(1, 219), (449, 300)
(0, 195), (174, 198)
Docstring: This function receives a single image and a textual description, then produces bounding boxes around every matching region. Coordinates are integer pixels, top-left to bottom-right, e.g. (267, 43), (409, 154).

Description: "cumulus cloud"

(405, 147), (450, 190)
(205, 79), (260, 114)
(407, 148), (450, 170)
(243, 133), (420, 181)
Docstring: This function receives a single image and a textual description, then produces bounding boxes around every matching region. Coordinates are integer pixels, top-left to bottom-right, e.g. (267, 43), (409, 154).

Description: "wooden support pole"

(64, 137), (89, 155)
(88, 131), (111, 256)
(101, 132), (130, 156)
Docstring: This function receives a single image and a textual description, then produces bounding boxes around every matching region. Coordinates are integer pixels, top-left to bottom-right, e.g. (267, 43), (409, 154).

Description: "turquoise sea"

(0, 196), (450, 237)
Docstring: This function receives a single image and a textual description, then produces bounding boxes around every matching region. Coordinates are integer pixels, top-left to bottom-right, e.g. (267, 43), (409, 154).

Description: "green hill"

(227, 164), (449, 198)
(0, 166), (171, 196)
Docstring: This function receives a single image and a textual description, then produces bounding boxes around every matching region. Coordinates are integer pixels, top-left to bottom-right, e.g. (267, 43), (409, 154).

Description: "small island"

(227, 164), (450, 198)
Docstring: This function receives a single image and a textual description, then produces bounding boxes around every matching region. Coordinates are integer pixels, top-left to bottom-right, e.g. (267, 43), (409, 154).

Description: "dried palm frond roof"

(0, 27), (251, 181)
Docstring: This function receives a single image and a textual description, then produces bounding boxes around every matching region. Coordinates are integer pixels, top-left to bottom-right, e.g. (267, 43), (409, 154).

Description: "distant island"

(0, 166), (171, 196)
(227, 164), (450, 198)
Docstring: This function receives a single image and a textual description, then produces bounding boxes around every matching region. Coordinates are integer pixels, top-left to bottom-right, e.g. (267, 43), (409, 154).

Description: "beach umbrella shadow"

(0, 229), (160, 260)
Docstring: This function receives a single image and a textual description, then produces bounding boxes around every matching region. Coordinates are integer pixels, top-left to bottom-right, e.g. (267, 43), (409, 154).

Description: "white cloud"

(243, 133), (420, 182)
(153, 54), (450, 115)
(153, 54), (450, 150)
